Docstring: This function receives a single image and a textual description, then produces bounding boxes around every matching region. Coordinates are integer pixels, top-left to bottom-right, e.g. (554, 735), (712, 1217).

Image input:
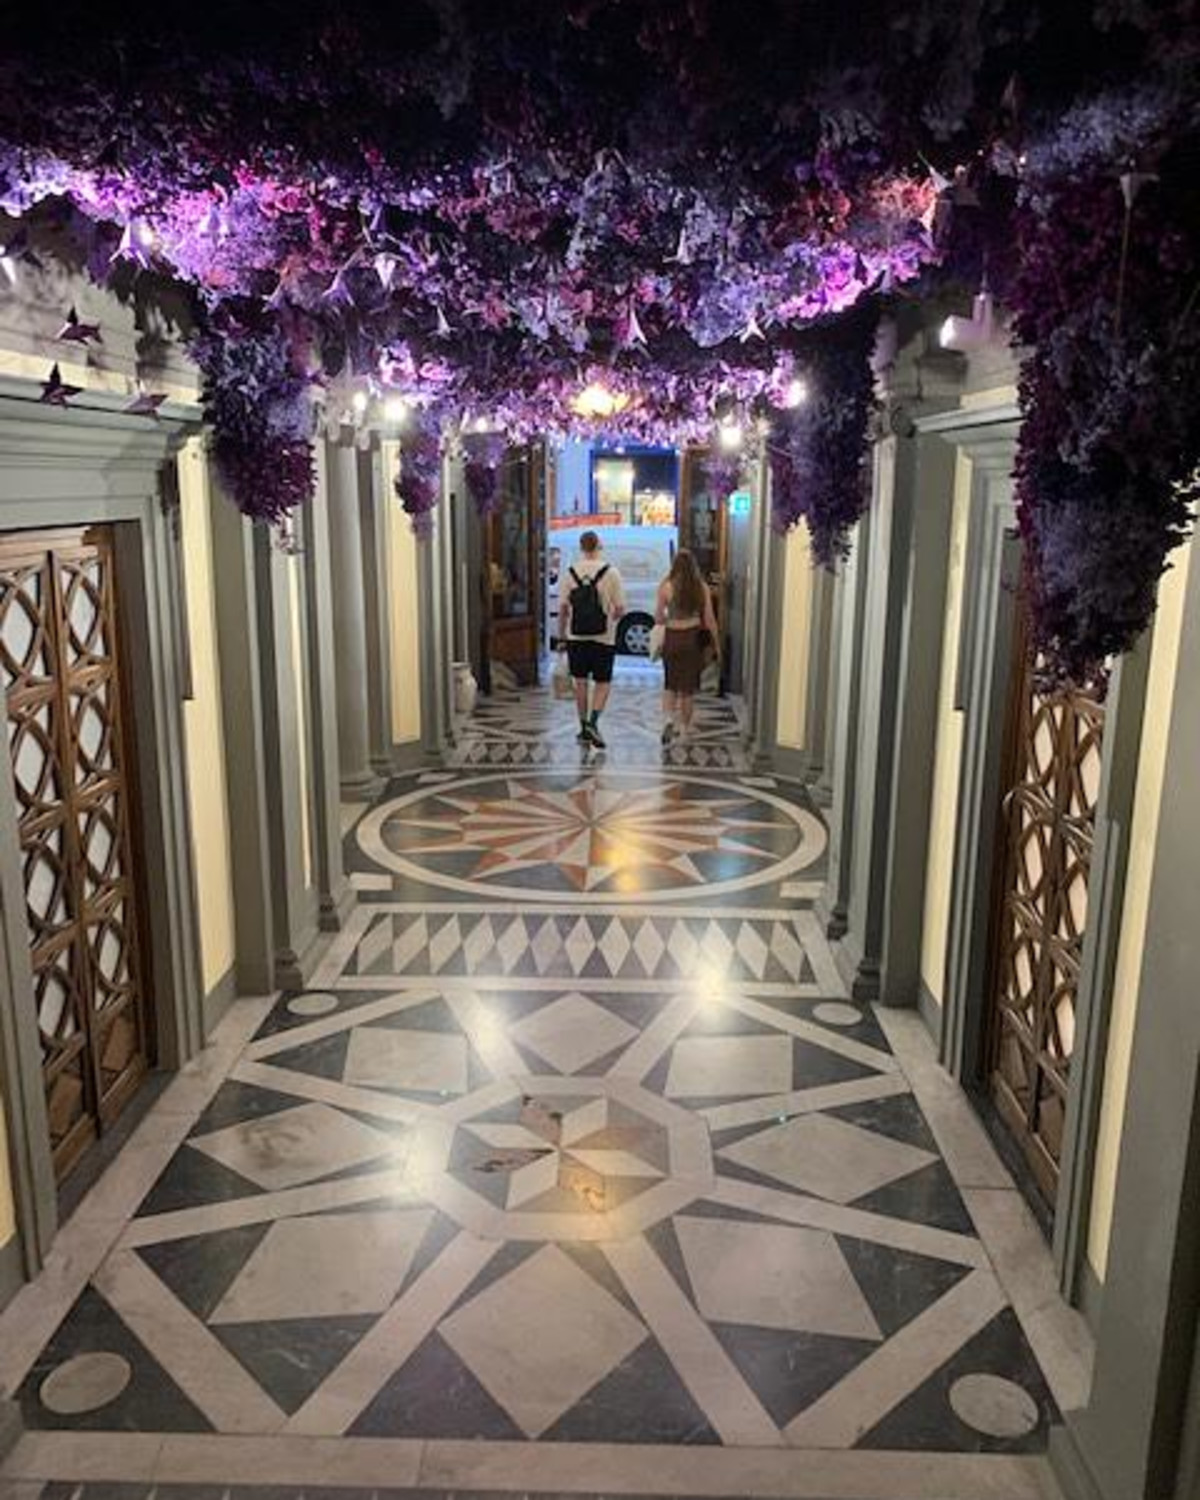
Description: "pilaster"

(359, 442), (397, 780)
(327, 438), (385, 800)
(836, 341), (963, 1001)
(303, 442), (354, 933)
(1051, 536), (1200, 1500)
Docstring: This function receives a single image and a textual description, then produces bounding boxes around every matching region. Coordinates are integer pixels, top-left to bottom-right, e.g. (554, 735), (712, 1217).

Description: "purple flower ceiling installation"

(0, 1), (1197, 679)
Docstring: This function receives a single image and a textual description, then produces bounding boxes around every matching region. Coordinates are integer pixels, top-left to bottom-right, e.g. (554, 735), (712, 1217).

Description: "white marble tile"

(963, 1186), (1094, 1411)
(700, 1072), (911, 1132)
(119, 1167), (420, 1248)
(440, 1244), (647, 1438)
(446, 990), (527, 1077)
(0, 1432), (164, 1483)
(286, 1231), (500, 1434)
(210, 1208), (433, 1323)
(343, 1025), (469, 1094)
(608, 993), (699, 1080)
(785, 1269), (1008, 1448)
(230, 1059), (428, 1125)
(665, 1034), (794, 1099)
(510, 992), (637, 1073)
(720, 1113), (936, 1204)
(675, 1215), (881, 1340)
(92, 1251), (287, 1433)
(189, 1101), (399, 1191)
(709, 1174), (989, 1267)
(154, 1433), (425, 1486)
(603, 1235), (782, 1447)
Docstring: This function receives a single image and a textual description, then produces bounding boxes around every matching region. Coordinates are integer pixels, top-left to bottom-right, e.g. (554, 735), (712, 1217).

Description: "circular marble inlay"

(408, 1074), (713, 1242)
(812, 1001), (865, 1028)
(357, 769), (827, 904)
(39, 1352), (131, 1415)
(949, 1373), (1039, 1438)
(287, 991), (339, 1017)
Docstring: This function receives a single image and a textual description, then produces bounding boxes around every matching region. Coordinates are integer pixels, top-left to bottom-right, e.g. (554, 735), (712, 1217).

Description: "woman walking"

(655, 549), (718, 746)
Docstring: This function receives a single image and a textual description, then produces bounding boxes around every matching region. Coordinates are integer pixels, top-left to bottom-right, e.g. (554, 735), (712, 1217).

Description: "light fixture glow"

(718, 420), (743, 451)
(939, 291), (995, 352)
(571, 382), (631, 420)
(783, 378), (808, 409)
(383, 395), (409, 422)
(351, 390), (369, 415)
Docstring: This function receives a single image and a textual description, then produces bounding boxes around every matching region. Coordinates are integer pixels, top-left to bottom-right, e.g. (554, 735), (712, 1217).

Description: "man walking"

(558, 530), (625, 748)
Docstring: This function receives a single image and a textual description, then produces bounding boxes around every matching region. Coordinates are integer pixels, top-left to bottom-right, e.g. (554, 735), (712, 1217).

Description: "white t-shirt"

(565, 553), (626, 647)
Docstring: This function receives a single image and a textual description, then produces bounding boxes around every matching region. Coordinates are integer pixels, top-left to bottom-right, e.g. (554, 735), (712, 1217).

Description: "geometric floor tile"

(343, 1026), (470, 1094)
(210, 1210), (433, 1323)
(188, 1102), (399, 1191)
(674, 1216), (882, 1340)
(719, 1113), (937, 1204)
(665, 1035), (794, 1099)
(509, 993), (638, 1073)
(439, 1245), (647, 1437)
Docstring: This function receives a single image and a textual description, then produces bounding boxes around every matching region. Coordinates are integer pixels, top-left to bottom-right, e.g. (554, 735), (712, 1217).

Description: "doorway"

(983, 600), (1105, 1209)
(0, 526), (153, 1184)
(481, 444), (545, 688)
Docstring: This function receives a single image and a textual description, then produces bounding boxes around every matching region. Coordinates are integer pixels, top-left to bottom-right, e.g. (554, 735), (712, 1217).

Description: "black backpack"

(569, 565), (610, 637)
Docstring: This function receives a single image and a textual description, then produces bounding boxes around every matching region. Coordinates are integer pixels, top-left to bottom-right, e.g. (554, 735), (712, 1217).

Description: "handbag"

(648, 623), (666, 661)
(552, 652), (575, 700)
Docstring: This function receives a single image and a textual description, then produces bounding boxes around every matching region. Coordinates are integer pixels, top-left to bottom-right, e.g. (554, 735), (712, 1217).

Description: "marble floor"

(0, 674), (1087, 1500)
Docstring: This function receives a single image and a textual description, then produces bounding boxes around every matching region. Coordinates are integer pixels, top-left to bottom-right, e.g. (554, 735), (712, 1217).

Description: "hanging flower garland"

(462, 432), (508, 516)
(1010, 88), (1200, 685)
(394, 423), (442, 537)
(702, 449), (744, 504)
(769, 306), (880, 566)
(190, 317), (315, 524)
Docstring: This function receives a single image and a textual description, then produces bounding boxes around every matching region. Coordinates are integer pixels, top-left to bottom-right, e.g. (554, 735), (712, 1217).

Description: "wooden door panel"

(986, 607), (1104, 1206)
(0, 527), (150, 1181)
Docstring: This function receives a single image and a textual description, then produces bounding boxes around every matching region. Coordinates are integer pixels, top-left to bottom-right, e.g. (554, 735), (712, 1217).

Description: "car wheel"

(619, 615), (654, 656)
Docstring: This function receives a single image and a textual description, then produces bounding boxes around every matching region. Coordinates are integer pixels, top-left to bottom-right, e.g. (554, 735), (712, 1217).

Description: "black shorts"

(567, 640), (616, 683)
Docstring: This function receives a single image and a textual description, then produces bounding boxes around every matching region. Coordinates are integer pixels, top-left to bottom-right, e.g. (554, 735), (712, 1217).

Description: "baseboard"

(917, 981), (944, 1045)
(0, 1393), (21, 1464)
(1049, 1421), (1107, 1500)
(201, 964), (239, 1038)
(0, 1230), (25, 1314)
(1077, 1255), (1104, 1335)
(767, 743), (811, 782)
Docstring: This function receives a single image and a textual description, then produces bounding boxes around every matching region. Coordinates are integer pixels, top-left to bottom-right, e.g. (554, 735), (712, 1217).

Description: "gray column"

(837, 349), (961, 1001)
(359, 444), (396, 778)
(303, 442), (353, 932)
(327, 439), (384, 800)
(1051, 541), (1200, 1500)
(209, 487), (275, 996)
(801, 565), (836, 792)
(811, 567), (844, 808)
(816, 518), (869, 942)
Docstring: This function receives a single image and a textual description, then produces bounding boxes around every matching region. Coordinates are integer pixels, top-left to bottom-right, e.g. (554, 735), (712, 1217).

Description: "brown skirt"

(663, 625), (705, 694)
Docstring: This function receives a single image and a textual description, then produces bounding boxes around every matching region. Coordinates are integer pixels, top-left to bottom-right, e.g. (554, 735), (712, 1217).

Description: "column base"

(814, 887), (849, 941)
(340, 769), (386, 802)
(274, 923), (327, 992)
(811, 778), (834, 809)
(319, 879), (357, 933)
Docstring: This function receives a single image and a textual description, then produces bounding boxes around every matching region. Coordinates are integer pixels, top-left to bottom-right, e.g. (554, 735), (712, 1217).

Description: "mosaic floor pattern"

(1, 679), (1066, 1499)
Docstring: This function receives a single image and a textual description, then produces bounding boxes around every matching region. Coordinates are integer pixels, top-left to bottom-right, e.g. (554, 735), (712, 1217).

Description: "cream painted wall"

(774, 522), (814, 751)
(384, 440), (424, 744)
(0, 1096), (14, 1249)
(1087, 533), (1195, 1283)
(178, 441), (237, 997)
(919, 451), (972, 1005)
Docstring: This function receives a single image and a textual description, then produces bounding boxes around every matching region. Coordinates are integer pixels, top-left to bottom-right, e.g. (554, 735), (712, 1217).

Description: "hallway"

(0, 677), (1081, 1499)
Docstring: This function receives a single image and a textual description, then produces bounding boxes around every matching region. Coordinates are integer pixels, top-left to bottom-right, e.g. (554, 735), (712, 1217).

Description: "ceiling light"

(571, 382), (631, 420)
(352, 390), (369, 415)
(383, 395), (409, 422)
(718, 420), (743, 451)
(783, 378), (808, 409)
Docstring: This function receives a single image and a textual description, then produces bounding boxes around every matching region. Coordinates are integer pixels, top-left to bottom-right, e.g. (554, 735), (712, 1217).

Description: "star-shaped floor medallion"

(382, 778), (790, 892)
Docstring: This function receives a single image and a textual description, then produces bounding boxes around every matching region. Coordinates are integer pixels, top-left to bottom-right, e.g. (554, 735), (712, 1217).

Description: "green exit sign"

(728, 490), (752, 517)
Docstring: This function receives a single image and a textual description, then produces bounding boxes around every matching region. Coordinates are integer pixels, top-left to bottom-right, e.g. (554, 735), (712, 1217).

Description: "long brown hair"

(669, 548), (704, 618)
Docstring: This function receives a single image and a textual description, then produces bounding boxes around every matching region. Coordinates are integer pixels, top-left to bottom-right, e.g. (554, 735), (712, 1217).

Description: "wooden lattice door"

(985, 606), (1105, 1205)
(0, 527), (151, 1182)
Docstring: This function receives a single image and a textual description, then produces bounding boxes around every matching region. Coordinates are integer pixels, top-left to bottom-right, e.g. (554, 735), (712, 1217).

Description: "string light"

(783, 378), (808, 409)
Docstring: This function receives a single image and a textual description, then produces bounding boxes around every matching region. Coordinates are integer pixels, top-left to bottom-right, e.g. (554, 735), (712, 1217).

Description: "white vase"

(453, 662), (479, 716)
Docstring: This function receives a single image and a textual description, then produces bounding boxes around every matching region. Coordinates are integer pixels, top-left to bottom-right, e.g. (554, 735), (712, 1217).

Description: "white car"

(549, 524), (677, 654)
